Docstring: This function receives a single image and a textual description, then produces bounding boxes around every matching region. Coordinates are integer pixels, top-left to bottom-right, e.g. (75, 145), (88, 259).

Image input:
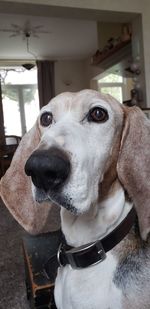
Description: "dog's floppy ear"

(117, 106), (150, 240)
(0, 121), (60, 234)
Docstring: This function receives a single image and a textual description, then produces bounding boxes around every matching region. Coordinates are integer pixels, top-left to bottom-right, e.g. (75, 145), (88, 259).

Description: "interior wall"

(123, 78), (134, 101)
(132, 15), (146, 106)
(141, 2), (150, 107)
(55, 60), (88, 95)
(55, 59), (104, 94)
(97, 22), (123, 50)
(84, 58), (104, 89)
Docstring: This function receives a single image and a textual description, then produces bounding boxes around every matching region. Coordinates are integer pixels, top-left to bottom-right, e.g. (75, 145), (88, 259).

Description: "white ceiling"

(0, 13), (98, 61)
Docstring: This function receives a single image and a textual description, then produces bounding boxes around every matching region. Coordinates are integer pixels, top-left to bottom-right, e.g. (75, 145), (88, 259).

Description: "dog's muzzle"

(25, 147), (71, 192)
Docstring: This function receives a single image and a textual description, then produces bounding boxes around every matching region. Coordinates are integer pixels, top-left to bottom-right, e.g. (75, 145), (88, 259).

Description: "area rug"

(0, 198), (29, 309)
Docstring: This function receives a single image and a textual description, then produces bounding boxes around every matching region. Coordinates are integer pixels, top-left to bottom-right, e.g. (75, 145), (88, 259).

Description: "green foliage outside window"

(2, 85), (36, 103)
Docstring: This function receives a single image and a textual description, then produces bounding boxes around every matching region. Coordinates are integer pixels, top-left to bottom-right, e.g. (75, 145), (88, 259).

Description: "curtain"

(0, 78), (5, 144)
(36, 60), (55, 109)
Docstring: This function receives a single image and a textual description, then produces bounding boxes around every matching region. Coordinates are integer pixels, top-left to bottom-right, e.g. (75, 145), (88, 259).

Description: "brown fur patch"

(0, 122), (60, 234)
(113, 221), (143, 262)
(99, 140), (120, 200)
(117, 106), (150, 240)
(99, 108), (125, 201)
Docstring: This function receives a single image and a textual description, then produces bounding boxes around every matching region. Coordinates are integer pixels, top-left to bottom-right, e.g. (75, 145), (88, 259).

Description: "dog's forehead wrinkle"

(43, 90), (123, 111)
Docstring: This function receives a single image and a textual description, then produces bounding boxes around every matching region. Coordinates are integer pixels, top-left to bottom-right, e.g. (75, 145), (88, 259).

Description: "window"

(0, 67), (40, 136)
(98, 74), (124, 103)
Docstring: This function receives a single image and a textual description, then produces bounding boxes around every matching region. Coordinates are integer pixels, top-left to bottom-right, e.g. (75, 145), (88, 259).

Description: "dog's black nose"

(25, 148), (71, 191)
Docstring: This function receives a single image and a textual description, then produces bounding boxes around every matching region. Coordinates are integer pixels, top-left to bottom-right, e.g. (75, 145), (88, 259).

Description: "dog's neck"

(61, 180), (133, 247)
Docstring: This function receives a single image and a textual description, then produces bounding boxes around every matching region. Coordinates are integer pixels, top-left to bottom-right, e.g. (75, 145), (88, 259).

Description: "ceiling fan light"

(22, 63), (35, 70)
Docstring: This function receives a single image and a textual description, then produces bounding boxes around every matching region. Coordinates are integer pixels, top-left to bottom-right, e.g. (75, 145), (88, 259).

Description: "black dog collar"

(44, 207), (136, 274)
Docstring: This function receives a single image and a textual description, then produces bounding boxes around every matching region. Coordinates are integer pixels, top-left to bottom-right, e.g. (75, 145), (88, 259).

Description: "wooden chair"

(5, 135), (21, 145)
(22, 230), (62, 308)
(0, 135), (21, 177)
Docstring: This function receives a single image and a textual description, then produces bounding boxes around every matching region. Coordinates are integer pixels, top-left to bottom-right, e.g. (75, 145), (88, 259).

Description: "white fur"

(55, 254), (122, 309)
(32, 91), (130, 308)
(61, 180), (131, 247)
(37, 91), (123, 216)
(55, 183), (132, 309)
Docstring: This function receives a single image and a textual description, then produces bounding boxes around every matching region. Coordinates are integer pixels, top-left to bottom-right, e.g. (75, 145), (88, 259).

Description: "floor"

(0, 198), (29, 309)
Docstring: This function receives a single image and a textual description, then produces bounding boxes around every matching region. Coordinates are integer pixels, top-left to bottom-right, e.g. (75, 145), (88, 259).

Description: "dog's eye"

(40, 112), (53, 127)
(88, 107), (108, 123)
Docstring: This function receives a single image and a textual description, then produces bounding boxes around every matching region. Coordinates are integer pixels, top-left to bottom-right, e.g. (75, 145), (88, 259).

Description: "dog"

(2, 89), (150, 309)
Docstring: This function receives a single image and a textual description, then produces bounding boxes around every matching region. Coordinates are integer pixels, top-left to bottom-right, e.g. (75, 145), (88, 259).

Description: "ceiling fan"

(0, 20), (52, 67)
(0, 20), (51, 39)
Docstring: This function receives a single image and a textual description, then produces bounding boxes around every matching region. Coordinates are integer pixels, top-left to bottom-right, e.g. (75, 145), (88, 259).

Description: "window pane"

(99, 74), (123, 83)
(3, 67), (38, 85)
(0, 67), (39, 136)
(2, 87), (22, 135)
(24, 88), (40, 131)
(100, 87), (122, 103)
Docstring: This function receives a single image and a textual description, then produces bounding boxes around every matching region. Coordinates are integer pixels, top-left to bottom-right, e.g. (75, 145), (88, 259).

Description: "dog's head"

(25, 90), (124, 216)
(1, 90), (150, 239)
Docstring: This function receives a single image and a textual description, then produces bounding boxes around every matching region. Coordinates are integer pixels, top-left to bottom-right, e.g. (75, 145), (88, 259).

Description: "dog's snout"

(25, 148), (71, 192)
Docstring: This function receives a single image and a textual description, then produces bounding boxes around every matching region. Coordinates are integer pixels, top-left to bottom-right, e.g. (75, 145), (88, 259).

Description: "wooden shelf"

(91, 40), (132, 69)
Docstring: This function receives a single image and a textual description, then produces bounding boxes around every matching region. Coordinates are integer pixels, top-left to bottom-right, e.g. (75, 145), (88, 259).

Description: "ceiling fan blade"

(9, 33), (20, 38)
(11, 23), (21, 29)
(34, 25), (43, 30)
(32, 33), (39, 38)
(24, 19), (31, 30)
(0, 29), (14, 33)
(38, 30), (52, 34)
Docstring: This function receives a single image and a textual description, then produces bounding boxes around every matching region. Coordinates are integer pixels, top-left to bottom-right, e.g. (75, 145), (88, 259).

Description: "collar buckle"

(57, 240), (106, 269)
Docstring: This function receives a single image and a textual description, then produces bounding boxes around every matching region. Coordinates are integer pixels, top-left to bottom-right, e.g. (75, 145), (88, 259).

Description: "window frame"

(2, 83), (38, 136)
(98, 76), (127, 103)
